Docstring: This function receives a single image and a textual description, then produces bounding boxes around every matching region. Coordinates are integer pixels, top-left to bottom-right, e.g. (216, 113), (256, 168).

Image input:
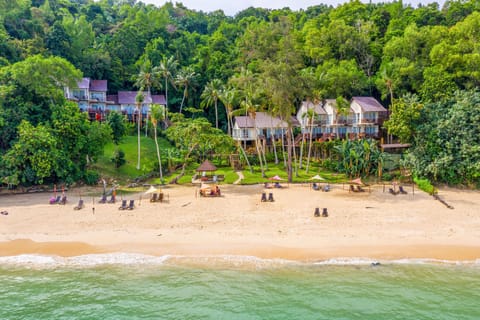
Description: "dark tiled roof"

(301, 101), (327, 114)
(77, 77), (90, 89)
(90, 80), (107, 92)
(117, 91), (154, 104)
(352, 97), (387, 112)
(152, 95), (166, 105)
(235, 112), (289, 129)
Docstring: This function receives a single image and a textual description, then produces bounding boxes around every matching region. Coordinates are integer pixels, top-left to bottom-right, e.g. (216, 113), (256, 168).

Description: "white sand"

(1, 184), (479, 261)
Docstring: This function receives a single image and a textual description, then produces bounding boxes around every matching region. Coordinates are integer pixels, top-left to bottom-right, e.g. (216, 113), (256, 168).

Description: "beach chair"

(349, 185), (357, 192)
(312, 183), (320, 191)
(322, 208), (329, 217)
(314, 207), (320, 217)
(118, 199), (128, 210)
(323, 184), (330, 192)
(356, 186), (365, 192)
(158, 192), (164, 203)
(108, 194), (116, 203)
(99, 194), (107, 204)
(0, 210), (8, 216)
(50, 195), (61, 204)
(127, 200), (135, 210)
(264, 182), (273, 189)
(74, 199), (84, 210)
(389, 188), (398, 195)
(60, 195), (67, 205)
(399, 186), (408, 194)
(261, 192), (267, 202)
(274, 182), (282, 188)
(268, 193), (274, 202)
(150, 193), (158, 202)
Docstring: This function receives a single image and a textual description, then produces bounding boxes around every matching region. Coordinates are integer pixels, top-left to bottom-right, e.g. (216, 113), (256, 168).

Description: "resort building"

(296, 97), (388, 140)
(65, 78), (166, 122)
(232, 112), (300, 145)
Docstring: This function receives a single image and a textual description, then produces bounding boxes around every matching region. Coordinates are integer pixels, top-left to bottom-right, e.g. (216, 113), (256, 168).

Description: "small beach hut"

(196, 160), (217, 182)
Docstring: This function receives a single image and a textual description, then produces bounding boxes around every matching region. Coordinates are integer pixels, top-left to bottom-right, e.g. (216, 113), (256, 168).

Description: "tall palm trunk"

(214, 100), (219, 129)
(272, 133), (278, 164)
(136, 108), (141, 170)
(238, 143), (253, 173)
(306, 116), (315, 173)
(286, 126), (293, 182)
(299, 132), (305, 169)
(291, 128), (298, 177)
(153, 124), (163, 182)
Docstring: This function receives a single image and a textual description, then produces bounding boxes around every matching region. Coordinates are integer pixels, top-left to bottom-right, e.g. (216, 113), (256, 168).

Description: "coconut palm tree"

(135, 60), (161, 136)
(158, 56), (178, 119)
(135, 91), (144, 170)
(201, 79), (223, 129)
(175, 66), (197, 114)
(151, 104), (165, 182)
(219, 87), (236, 136)
(305, 107), (317, 173)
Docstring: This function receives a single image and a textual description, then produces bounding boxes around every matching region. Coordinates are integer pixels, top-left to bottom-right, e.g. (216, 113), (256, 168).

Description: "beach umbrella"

(268, 175), (284, 181)
(144, 185), (158, 194)
(196, 160), (217, 172)
(309, 175), (325, 181)
(349, 177), (364, 185)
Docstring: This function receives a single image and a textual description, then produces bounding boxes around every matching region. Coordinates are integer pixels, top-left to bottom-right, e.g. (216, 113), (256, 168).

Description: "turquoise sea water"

(1, 255), (479, 319)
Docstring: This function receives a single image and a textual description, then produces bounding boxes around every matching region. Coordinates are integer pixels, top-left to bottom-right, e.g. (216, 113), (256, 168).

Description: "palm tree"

(151, 104), (165, 183)
(175, 66), (196, 114)
(219, 87), (236, 136)
(135, 91), (144, 170)
(201, 79), (222, 129)
(158, 56), (178, 119)
(305, 107), (317, 173)
(135, 60), (161, 136)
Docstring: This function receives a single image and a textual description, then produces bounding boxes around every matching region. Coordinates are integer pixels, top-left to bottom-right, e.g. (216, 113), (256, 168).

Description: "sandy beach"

(1, 184), (479, 261)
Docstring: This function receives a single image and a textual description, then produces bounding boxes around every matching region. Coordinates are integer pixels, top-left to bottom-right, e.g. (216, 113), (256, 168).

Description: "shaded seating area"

(74, 199), (84, 210)
(347, 178), (369, 193)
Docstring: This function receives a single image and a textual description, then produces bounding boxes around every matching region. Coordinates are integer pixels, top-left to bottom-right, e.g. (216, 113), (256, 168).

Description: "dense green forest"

(0, 0), (479, 187)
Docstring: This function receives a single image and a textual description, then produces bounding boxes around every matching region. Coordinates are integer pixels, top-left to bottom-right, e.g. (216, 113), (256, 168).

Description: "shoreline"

(1, 239), (480, 263)
(1, 184), (480, 263)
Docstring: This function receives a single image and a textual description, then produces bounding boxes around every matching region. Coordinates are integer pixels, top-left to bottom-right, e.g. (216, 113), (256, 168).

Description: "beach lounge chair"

(264, 182), (273, 189)
(60, 195), (67, 205)
(314, 207), (320, 217)
(108, 194), (116, 203)
(349, 185), (357, 192)
(74, 199), (84, 210)
(268, 193), (274, 202)
(158, 192), (164, 202)
(322, 208), (329, 217)
(99, 194), (107, 204)
(150, 193), (158, 202)
(323, 184), (330, 192)
(118, 200), (128, 210)
(389, 188), (398, 195)
(312, 183), (320, 191)
(399, 186), (408, 194)
(50, 195), (61, 204)
(356, 185), (365, 192)
(0, 210), (8, 216)
(274, 182), (282, 188)
(127, 200), (135, 210)
(261, 192), (267, 202)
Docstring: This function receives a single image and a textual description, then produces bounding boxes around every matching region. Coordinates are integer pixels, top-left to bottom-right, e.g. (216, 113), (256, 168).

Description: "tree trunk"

(299, 132), (305, 169)
(136, 108), (141, 170)
(286, 126), (293, 182)
(306, 117), (314, 173)
(154, 124), (163, 182)
(291, 128), (298, 177)
(215, 100), (219, 129)
(238, 143), (253, 173)
(272, 134), (278, 164)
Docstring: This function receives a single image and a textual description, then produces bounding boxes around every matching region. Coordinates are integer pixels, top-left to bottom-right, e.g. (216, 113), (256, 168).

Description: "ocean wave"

(0, 253), (478, 268)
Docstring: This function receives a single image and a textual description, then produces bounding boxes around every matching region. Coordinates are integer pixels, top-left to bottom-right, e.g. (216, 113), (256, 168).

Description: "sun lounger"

(389, 188), (398, 195)
(50, 195), (61, 204)
(349, 185), (357, 192)
(0, 210), (8, 216)
(323, 184), (330, 192)
(274, 182), (282, 188)
(99, 194), (107, 204)
(158, 192), (164, 202)
(322, 208), (329, 217)
(150, 193), (158, 202)
(60, 195), (67, 205)
(312, 183), (320, 191)
(356, 186), (365, 192)
(314, 207), (320, 217)
(74, 199), (84, 210)
(108, 195), (116, 203)
(261, 192), (267, 202)
(127, 200), (135, 210)
(268, 193), (274, 202)
(118, 200), (128, 210)
(399, 186), (408, 194)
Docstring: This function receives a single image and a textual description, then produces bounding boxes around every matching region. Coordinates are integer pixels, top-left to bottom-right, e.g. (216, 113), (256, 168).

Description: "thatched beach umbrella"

(196, 160), (217, 172)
